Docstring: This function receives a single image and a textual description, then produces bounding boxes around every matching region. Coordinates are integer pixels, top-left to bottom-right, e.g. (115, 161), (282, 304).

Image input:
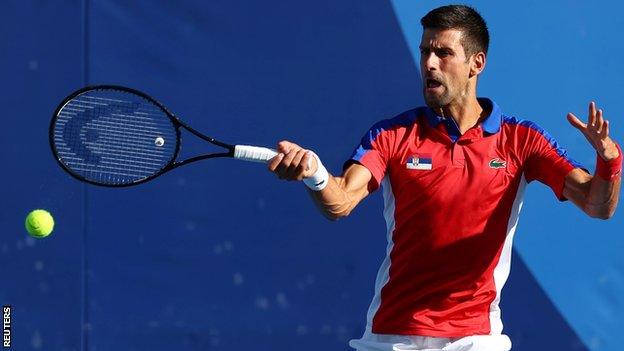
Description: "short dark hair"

(420, 5), (489, 57)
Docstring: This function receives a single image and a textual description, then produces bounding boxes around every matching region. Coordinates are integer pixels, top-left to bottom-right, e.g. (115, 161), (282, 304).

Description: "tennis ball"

(25, 209), (55, 238)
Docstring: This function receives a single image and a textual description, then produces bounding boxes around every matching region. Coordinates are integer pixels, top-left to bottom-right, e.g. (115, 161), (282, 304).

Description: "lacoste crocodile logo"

(489, 158), (507, 169)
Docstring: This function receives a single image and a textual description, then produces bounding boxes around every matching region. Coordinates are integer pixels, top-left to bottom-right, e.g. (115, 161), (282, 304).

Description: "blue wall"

(1, 1), (622, 350)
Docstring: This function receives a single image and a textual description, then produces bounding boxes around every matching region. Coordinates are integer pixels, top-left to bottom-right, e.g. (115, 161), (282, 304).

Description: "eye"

(436, 50), (451, 58)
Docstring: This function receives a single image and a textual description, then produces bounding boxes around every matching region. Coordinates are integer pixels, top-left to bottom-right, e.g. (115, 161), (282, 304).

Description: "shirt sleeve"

(344, 120), (397, 192)
(523, 122), (584, 201)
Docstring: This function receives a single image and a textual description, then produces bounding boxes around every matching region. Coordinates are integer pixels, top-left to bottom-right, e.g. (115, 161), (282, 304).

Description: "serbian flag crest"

(406, 153), (432, 170)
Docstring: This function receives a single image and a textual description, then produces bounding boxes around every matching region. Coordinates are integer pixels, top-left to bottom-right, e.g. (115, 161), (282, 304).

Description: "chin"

(424, 95), (445, 109)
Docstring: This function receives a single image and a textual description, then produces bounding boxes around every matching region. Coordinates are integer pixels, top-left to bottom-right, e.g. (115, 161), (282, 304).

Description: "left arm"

(564, 101), (622, 219)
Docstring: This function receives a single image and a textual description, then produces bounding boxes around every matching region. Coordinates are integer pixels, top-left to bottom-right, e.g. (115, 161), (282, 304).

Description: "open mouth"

(426, 78), (442, 89)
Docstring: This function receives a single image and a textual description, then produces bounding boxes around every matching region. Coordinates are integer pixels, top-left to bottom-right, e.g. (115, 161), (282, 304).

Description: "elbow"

(585, 204), (617, 220)
(588, 211), (612, 220)
(322, 207), (353, 221)
(596, 210), (616, 220)
(323, 213), (341, 221)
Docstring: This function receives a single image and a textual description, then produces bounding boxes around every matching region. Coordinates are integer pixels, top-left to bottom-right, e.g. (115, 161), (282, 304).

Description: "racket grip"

(233, 145), (278, 163)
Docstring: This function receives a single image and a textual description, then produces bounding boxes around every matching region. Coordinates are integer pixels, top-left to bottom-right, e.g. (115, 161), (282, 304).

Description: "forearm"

(587, 144), (622, 218)
(307, 175), (362, 220)
(268, 141), (372, 219)
(584, 175), (621, 219)
(565, 144), (622, 219)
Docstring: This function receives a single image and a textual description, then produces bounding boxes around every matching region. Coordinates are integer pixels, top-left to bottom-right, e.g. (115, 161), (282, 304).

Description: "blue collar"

(424, 98), (502, 137)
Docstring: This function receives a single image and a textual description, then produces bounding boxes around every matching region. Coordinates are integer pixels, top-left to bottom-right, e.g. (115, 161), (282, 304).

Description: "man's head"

(419, 5), (489, 109)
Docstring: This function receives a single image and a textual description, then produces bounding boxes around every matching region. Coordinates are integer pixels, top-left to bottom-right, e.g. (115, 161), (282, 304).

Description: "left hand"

(567, 101), (620, 161)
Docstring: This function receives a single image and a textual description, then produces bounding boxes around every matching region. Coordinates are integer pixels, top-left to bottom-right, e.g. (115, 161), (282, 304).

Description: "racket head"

(50, 85), (181, 187)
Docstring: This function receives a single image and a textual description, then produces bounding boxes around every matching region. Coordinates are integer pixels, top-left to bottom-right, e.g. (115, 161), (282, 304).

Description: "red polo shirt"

(347, 98), (582, 336)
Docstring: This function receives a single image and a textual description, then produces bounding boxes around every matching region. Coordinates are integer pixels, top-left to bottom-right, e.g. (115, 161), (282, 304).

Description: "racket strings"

(52, 90), (178, 185)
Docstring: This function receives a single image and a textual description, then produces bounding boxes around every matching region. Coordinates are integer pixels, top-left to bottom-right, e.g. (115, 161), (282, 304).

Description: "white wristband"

(303, 152), (329, 191)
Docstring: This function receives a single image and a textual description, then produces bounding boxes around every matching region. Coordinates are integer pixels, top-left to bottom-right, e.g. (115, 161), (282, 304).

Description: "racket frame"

(50, 85), (238, 187)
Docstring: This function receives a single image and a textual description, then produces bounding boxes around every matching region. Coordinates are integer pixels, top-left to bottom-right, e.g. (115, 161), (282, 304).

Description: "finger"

(567, 112), (587, 131)
(285, 149), (308, 180)
(267, 153), (284, 172)
(302, 151), (318, 177)
(600, 119), (610, 139)
(595, 109), (604, 134)
(588, 101), (597, 127)
(276, 148), (302, 179)
(283, 149), (305, 179)
(277, 140), (300, 154)
(299, 152), (312, 179)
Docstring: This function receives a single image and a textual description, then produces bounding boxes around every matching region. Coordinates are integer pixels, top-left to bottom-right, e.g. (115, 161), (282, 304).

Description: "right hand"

(268, 140), (318, 181)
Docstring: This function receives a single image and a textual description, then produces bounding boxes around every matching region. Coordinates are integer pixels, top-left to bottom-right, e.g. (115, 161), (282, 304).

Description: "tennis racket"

(50, 85), (278, 187)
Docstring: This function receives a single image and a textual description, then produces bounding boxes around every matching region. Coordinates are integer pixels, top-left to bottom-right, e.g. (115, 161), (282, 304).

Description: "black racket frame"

(50, 85), (237, 187)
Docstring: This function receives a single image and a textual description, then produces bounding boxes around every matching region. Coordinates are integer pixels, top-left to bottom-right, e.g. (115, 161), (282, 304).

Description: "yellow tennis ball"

(25, 209), (55, 238)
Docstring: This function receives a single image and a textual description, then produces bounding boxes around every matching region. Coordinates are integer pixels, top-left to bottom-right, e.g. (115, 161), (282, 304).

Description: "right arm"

(268, 140), (373, 220)
(307, 163), (372, 220)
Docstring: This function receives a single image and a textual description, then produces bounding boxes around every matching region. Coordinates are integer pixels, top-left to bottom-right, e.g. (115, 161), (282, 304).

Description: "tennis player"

(268, 5), (621, 351)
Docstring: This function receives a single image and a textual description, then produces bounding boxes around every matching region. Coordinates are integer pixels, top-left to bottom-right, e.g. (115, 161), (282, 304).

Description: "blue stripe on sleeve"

(349, 109), (419, 163)
(502, 116), (584, 169)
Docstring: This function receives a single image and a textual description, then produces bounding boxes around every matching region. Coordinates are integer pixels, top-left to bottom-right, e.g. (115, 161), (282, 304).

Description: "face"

(419, 28), (479, 109)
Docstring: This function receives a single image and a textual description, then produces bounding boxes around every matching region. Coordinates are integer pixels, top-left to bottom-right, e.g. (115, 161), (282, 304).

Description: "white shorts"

(349, 331), (512, 351)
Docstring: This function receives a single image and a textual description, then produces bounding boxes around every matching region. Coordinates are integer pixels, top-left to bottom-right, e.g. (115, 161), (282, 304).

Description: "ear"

(469, 52), (486, 78)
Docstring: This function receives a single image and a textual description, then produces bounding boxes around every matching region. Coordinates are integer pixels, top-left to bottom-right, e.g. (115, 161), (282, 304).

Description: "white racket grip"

(233, 145), (279, 163)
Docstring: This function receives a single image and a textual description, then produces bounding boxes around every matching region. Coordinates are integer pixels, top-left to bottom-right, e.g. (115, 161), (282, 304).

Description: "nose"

(422, 52), (438, 72)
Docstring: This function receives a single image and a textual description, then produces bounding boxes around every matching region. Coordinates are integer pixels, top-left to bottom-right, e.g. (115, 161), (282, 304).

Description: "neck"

(435, 96), (486, 134)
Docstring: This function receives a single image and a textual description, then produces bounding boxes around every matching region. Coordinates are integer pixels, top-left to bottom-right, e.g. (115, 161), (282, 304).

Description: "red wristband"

(596, 143), (622, 181)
